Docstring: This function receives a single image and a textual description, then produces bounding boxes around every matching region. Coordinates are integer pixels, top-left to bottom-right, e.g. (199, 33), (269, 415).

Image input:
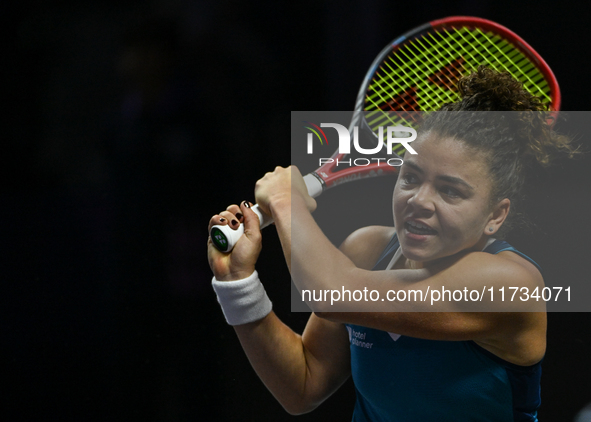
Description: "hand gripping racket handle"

(210, 173), (324, 252)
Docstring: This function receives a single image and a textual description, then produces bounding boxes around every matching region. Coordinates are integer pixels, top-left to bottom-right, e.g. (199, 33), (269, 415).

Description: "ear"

(484, 198), (510, 236)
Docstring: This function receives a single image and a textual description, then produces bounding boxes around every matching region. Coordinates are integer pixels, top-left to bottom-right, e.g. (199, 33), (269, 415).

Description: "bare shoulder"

(445, 249), (543, 292)
(496, 250), (544, 286)
(339, 226), (396, 270)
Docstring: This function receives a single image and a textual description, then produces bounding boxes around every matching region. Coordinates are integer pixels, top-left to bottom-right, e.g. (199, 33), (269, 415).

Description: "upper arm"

(298, 313), (351, 410)
(289, 224), (388, 407)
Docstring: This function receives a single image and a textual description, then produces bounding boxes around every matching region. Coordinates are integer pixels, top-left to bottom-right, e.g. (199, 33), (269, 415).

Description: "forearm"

(269, 196), (293, 271)
(212, 270), (317, 413)
(273, 195), (359, 293)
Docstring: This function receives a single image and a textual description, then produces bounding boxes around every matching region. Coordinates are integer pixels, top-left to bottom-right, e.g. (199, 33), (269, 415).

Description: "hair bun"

(456, 65), (547, 112)
(438, 65), (577, 166)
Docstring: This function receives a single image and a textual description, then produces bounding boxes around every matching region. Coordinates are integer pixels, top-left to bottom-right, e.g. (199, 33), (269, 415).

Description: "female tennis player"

(207, 67), (577, 421)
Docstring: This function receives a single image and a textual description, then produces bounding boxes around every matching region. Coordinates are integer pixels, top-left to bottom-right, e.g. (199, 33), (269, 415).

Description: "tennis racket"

(210, 15), (560, 253)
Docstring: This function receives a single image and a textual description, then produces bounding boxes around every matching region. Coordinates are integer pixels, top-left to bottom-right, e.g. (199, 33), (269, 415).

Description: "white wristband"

(211, 271), (272, 326)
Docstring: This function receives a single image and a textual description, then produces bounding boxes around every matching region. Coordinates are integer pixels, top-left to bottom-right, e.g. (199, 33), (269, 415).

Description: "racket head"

(360, 16), (560, 151)
(305, 16), (560, 192)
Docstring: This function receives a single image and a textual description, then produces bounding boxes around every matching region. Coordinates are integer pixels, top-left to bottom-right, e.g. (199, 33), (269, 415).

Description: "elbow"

(276, 385), (326, 415)
(284, 405), (315, 416)
(314, 311), (343, 323)
(280, 397), (319, 416)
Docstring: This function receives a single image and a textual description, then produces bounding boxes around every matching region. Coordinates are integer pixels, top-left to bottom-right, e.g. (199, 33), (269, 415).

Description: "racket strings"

(367, 31), (466, 112)
(364, 34), (466, 153)
(364, 25), (553, 141)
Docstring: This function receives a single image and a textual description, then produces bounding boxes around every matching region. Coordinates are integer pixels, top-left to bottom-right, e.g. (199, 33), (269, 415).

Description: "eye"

(440, 186), (462, 198)
(401, 172), (418, 185)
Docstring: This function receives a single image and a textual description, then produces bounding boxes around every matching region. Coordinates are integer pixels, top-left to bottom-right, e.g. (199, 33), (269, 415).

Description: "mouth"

(404, 220), (438, 236)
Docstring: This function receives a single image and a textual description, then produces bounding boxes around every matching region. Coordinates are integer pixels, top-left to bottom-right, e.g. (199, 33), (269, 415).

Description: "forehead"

(403, 132), (490, 182)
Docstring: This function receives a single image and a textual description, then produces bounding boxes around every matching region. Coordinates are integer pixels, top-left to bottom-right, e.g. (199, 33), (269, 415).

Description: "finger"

(206, 236), (227, 272)
(219, 210), (241, 230)
(240, 200), (261, 241)
(208, 214), (229, 231)
(226, 204), (244, 223)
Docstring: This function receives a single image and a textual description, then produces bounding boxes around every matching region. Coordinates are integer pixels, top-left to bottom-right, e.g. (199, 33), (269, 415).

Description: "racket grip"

(209, 173), (324, 252)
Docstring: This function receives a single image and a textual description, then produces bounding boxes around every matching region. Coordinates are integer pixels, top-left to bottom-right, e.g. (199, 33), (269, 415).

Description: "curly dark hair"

(419, 66), (579, 238)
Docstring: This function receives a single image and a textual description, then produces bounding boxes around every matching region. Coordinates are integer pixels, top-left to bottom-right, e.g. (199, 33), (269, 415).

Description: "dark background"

(4, 0), (591, 421)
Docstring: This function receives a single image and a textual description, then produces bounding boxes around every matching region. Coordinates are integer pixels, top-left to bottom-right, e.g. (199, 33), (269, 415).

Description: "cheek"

(392, 184), (407, 218)
(440, 204), (488, 238)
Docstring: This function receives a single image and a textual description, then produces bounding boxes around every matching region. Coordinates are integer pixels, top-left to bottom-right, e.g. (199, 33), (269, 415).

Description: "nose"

(407, 184), (436, 213)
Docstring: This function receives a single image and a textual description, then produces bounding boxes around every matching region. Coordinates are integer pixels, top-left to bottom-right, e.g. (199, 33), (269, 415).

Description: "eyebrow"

(403, 160), (475, 191)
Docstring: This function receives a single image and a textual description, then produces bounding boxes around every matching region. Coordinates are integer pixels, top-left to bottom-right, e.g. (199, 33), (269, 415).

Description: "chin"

(399, 244), (434, 263)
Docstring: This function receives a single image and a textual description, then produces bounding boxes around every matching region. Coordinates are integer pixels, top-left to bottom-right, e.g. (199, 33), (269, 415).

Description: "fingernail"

(232, 219), (239, 226)
(242, 201), (250, 208)
(236, 213), (243, 221)
(219, 217), (226, 222)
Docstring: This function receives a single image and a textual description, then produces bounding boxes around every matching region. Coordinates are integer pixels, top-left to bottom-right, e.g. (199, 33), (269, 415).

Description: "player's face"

(393, 132), (498, 264)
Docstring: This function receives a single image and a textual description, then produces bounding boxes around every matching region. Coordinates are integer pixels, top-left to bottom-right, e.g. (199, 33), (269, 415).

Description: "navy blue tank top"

(346, 235), (543, 422)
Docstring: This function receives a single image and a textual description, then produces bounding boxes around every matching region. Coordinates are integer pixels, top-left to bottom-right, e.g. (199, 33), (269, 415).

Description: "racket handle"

(303, 173), (323, 199)
(210, 173), (324, 253)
